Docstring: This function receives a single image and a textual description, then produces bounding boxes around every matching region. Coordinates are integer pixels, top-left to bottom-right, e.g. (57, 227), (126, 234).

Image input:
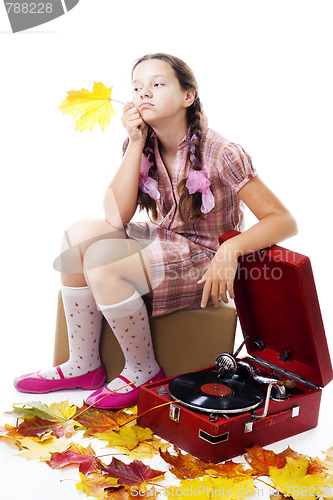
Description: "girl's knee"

(62, 218), (109, 247)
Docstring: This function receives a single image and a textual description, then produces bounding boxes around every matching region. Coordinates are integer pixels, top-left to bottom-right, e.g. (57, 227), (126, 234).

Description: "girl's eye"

(132, 87), (141, 93)
(154, 83), (164, 87)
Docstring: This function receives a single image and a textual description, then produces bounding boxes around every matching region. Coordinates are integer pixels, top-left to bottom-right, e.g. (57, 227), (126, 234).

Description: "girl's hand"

(121, 102), (148, 142)
(198, 243), (239, 308)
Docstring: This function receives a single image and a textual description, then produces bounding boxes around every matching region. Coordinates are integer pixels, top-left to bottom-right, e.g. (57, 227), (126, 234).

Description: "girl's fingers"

(219, 280), (229, 304)
(123, 101), (135, 113)
(200, 279), (211, 308)
(226, 279), (234, 300)
(211, 281), (220, 308)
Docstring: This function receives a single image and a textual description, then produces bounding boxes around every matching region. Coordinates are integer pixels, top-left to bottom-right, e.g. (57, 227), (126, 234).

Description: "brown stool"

(53, 291), (237, 380)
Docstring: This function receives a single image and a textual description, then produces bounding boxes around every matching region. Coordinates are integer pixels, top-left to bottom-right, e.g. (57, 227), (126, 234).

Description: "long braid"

(177, 97), (205, 222)
(137, 127), (158, 222)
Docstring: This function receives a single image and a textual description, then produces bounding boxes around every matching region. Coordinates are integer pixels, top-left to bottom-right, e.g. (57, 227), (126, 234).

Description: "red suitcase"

(137, 230), (332, 464)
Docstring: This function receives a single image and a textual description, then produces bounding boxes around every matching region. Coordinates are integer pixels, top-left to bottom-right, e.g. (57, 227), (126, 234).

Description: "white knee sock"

(39, 285), (103, 379)
(98, 290), (160, 393)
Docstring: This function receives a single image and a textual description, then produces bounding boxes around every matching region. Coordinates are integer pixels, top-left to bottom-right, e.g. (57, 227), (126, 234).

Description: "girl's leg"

(39, 219), (128, 380)
(14, 219), (143, 393)
(82, 238), (163, 408)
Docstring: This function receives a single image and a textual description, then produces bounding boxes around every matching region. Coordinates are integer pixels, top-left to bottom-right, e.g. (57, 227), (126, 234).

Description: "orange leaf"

(159, 446), (208, 479)
(74, 403), (121, 435)
(160, 446), (249, 480)
(245, 444), (286, 476)
(307, 458), (327, 475)
(282, 446), (306, 460)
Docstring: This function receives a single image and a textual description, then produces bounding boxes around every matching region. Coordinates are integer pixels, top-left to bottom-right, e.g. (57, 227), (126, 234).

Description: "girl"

(14, 53), (297, 408)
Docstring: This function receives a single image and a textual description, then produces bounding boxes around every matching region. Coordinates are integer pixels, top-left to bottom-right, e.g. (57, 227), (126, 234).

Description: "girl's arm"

(104, 103), (147, 227)
(199, 177), (298, 307)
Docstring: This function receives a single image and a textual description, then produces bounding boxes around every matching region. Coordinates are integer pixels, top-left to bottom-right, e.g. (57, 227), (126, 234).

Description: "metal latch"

(169, 404), (180, 423)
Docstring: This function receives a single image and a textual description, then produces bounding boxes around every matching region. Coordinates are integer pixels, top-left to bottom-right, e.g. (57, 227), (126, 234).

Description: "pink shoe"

(14, 365), (106, 394)
(86, 368), (165, 409)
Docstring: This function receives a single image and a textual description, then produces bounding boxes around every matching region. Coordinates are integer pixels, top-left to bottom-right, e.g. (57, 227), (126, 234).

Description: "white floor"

(2, 323), (333, 500)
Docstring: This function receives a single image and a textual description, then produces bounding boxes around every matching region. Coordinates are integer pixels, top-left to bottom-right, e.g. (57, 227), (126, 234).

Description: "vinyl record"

(168, 370), (264, 414)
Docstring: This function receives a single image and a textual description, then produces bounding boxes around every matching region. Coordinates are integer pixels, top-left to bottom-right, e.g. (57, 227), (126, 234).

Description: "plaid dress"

(124, 125), (257, 317)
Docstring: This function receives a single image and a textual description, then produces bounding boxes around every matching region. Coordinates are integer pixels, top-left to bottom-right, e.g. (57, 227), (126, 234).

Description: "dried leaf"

(318, 447), (333, 476)
(160, 447), (249, 481)
(48, 400), (78, 420)
(95, 425), (154, 451)
(282, 446), (306, 461)
(109, 488), (160, 499)
(165, 476), (255, 499)
(58, 82), (116, 132)
(269, 457), (329, 500)
(76, 472), (119, 499)
(307, 458), (327, 475)
(17, 416), (75, 439)
(159, 447), (209, 479)
(0, 424), (18, 440)
(103, 457), (164, 487)
(0, 424), (23, 449)
(47, 443), (104, 475)
(117, 436), (170, 460)
(74, 403), (120, 436)
(17, 435), (69, 461)
(245, 443), (286, 476)
(8, 400), (76, 422)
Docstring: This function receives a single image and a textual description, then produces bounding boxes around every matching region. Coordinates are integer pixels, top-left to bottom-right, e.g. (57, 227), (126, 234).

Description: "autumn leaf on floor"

(0, 424), (23, 449)
(117, 435), (170, 460)
(47, 443), (104, 475)
(76, 472), (119, 499)
(94, 424), (154, 451)
(317, 447), (333, 476)
(17, 416), (76, 439)
(245, 443), (287, 476)
(17, 435), (70, 461)
(160, 446), (249, 481)
(110, 487), (160, 499)
(7, 400), (78, 440)
(58, 82), (116, 132)
(166, 475), (255, 500)
(269, 456), (332, 500)
(102, 457), (165, 487)
(74, 403), (122, 436)
(160, 446), (210, 479)
(7, 400), (77, 422)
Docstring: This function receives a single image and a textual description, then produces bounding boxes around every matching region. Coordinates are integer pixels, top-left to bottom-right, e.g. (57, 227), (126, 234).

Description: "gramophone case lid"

(219, 230), (333, 388)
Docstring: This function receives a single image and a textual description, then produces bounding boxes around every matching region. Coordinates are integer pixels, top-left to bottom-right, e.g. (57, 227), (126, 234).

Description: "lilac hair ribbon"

(138, 153), (160, 200)
(185, 169), (215, 214)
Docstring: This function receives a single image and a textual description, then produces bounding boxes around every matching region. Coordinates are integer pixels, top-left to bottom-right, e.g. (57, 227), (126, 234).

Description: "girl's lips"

(140, 102), (154, 109)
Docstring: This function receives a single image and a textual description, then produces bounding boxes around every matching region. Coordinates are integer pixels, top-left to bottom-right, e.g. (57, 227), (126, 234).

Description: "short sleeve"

(218, 143), (258, 193)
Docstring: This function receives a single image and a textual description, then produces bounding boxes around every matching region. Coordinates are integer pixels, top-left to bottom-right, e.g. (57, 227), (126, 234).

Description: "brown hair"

(132, 53), (205, 223)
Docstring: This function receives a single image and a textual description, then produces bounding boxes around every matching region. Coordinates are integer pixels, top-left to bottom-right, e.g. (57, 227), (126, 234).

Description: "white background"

(0, 1), (333, 499)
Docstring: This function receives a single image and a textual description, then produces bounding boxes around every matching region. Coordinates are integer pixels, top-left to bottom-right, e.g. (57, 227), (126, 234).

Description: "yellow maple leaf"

(48, 400), (77, 420)
(76, 472), (119, 499)
(165, 476), (255, 499)
(17, 435), (69, 461)
(95, 425), (154, 451)
(58, 82), (116, 132)
(269, 457), (330, 500)
(116, 435), (170, 460)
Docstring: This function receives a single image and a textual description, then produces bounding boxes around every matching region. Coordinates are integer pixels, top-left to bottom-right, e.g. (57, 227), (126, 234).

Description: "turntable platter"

(168, 370), (264, 414)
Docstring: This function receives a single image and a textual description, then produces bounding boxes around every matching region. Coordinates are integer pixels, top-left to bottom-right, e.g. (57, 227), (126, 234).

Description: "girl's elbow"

(285, 211), (298, 238)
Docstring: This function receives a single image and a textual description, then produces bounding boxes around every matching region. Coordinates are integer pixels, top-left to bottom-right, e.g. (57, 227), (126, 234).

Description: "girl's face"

(131, 59), (195, 126)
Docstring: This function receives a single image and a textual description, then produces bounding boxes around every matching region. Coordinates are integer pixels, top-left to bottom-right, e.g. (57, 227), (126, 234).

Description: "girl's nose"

(140, 87), (152, 99)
